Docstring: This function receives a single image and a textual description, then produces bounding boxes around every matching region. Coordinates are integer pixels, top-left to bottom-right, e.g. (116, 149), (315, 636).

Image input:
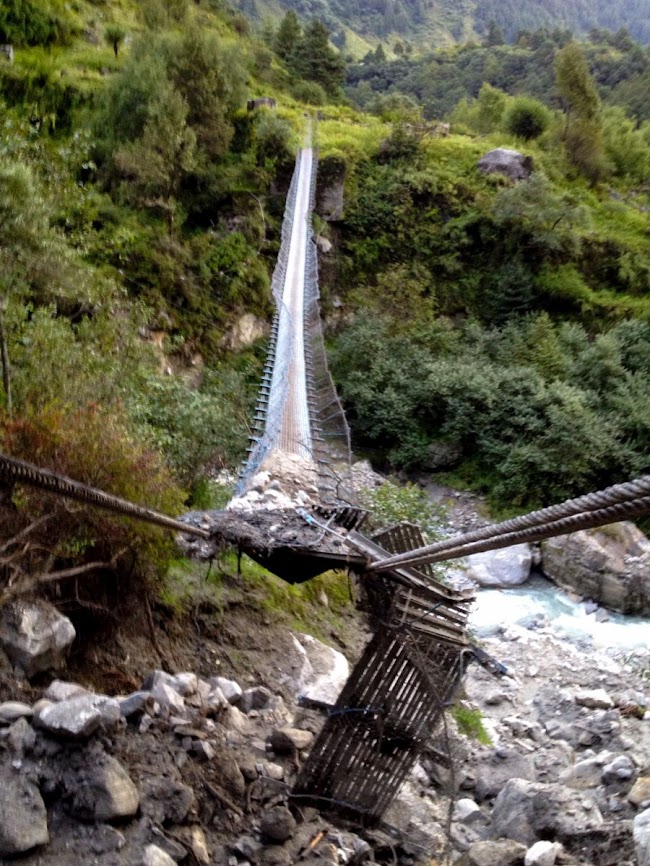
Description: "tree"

(114, 83), (197, 235)
(555, 42), (604, 181)
(0, 161), (79, 413)
(274, 10), (300, 61)
(374, 43), (387, 63)
(555, 43), (600, 122)
(290, 20), (345, 95)
(484, 19), (504, 47)
(505, 96), (551, 140)
(104, 23), (126, 58)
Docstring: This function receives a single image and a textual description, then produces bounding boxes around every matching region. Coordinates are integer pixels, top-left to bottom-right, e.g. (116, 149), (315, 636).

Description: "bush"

(0, 403), (186, 612)
(505, 96), (551, 140)
(292, 80), (327, 106)
(0, 0), (77, 47)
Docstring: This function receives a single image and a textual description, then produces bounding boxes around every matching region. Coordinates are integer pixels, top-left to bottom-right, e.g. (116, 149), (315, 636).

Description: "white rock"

(466, 544), (532, 588)
(525, 840), (562, 866)
(170, 673), (198, 697)
(189, 827), (210, 865)
(36, 695), (103, 739)
(575, 689), (614, 710)
(290, 633), (349, 705)
(208, 676), (242, 704)
(0, 601), (75, 677)
(43, 680), (88, 702)
(0, 701), (33, 724)
(150, 683), (185, 715)
(143, 844), (177, 866)
(453, 798), (482, 823)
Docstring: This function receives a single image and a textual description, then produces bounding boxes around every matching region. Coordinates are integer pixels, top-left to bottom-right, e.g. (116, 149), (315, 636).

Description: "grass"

(159, 547), (356, 645)
(452, 703), (492, 745)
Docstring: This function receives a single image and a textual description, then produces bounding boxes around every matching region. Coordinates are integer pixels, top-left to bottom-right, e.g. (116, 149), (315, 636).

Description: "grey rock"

(170, 672), (198, 696)
(602, 754), (636, 784)
(269, 727), (314, 753)
(575, 688), (614, 709)
(261, 846), (292, 866)
(0, 774), (49, 856)
(240, 685), (275, 713)
(7, 717), (36, 755)
(474, 750), (537, 801)
(559, 756), (604, 789)
(206, 686), (228, 710)
(541, 522), (650, 615)
(120, 691), (155, 718)
(140, 778), (195, 824)
(143, 844), (177, 866)
(43, 679), (88, 702)
(89, 824), (126, 855)
(193, 740), (217, 761)
(233, 834), (263, 859)
(36, 694), (103, 739)
(142, 670), (176, 691)
(634, 808), (650, 866)
(209, 676), (243, 704)
(150, 683), (185, 716)
(477, 148), (534, 181)
(221, 705), (250, 734)
(491, 778), (603, 846)
(453, 798), (483, 823)
(0, 701), (33, 723)
(214, 754), (246, 799)
(261, 805), (296, 842)
(0, 600), (75, 677)
(464, 839), (526, 866)
(258, 761), (284, 781)
(466, 544), (532, 588)
(69, 753), (139, 821)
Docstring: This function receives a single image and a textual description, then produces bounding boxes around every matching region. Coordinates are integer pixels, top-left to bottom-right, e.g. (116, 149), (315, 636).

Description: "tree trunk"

(0, 302), (12, 417)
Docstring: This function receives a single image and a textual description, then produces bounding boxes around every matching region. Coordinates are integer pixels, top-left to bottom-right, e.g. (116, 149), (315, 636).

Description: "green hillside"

(0, 0), (648, 603)
(231, 0), (650, 53)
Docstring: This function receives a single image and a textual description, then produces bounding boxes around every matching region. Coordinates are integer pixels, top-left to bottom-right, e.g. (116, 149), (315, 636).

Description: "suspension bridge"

(1, 131), (649, 825)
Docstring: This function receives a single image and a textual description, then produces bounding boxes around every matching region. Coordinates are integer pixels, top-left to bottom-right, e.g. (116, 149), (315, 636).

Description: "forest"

(0, 0), (648, 597)
(232, 0), (650, 49)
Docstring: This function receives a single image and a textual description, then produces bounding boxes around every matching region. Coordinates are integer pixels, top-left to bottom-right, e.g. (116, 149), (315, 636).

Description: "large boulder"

(477, 148), (533, 181)
(540, 522), (650, 615)
(466, 544), (532, 588)
(491, 778), (603, 846)
(0, 600), (75, 677)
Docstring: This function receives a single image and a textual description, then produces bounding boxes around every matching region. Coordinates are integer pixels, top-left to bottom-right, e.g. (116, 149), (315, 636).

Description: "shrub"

(505, 96), (551, 140)
(292, 80), (327, 106)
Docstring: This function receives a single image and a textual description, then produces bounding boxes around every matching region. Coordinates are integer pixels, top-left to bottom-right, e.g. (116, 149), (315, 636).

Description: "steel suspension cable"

(372, 475), (650, 572)
(0, 452), (209, 539)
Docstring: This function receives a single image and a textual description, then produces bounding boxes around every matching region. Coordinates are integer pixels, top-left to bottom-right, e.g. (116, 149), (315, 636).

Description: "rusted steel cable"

(0, 452), (209, 539)
(372, 476), (650, 572)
